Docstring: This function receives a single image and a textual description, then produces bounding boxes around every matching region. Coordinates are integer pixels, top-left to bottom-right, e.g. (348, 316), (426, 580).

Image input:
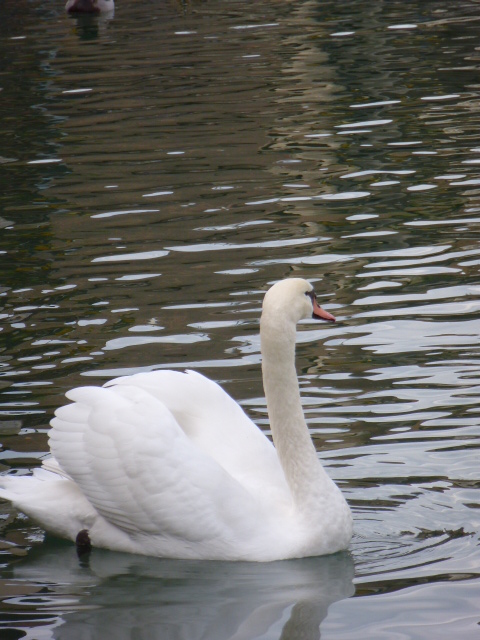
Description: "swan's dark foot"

(75, 529), (92, 559)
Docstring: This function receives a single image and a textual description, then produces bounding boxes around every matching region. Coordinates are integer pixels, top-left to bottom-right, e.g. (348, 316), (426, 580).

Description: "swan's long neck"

(260, 314), (334, 512)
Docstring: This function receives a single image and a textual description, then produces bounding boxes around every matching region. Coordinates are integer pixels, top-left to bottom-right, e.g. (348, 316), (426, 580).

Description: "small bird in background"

(65, 0), (114, 14)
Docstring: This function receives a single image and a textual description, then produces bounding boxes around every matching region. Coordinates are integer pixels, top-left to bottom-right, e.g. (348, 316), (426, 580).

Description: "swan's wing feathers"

(49, 385), (260, 542)
(38, 457), (72, 480)
(106, 370), (289, 497)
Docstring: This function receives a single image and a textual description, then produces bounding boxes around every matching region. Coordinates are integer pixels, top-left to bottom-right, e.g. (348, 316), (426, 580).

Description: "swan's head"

(66, 0), (114, 13)
(263, 278), (336, 326)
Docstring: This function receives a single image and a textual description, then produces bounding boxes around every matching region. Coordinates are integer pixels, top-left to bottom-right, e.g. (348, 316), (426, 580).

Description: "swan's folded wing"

(49, 385), (266, 543)
(105, 370), (291, 500)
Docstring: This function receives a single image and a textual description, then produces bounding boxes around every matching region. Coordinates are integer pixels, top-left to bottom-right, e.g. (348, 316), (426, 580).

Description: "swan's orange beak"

(312, 298), (336, 322)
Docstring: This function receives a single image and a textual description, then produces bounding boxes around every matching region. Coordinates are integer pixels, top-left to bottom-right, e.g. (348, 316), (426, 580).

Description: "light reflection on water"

(0, 0), (480, 637)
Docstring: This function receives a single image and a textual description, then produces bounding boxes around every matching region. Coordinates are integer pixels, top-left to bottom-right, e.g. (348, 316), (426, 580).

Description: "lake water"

(1, 0), (480, 637)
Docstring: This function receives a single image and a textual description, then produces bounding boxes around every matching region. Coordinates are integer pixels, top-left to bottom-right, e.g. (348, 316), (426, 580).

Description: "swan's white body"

(0, 279), (352, 561)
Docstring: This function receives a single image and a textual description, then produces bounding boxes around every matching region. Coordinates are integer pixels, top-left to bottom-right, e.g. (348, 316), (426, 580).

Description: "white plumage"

(0, 279), (352, 561)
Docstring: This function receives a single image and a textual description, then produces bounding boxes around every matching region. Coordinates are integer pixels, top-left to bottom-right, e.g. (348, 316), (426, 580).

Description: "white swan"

(0, 279), (352, 561)
(65, 0), (114, 14)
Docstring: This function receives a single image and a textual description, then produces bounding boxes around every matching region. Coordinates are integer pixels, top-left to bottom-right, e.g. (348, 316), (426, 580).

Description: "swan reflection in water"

(4, 542), (354, 640)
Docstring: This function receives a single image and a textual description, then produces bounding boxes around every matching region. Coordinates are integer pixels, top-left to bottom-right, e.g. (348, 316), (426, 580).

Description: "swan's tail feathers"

(0, 456), (64, 501)
(0, 465), (98, 542)
(0, 473), (36, 503)
(0, 480), (16, 504)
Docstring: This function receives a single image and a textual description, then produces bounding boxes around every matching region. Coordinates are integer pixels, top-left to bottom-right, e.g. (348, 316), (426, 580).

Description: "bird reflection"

(5, 541), (355, 640)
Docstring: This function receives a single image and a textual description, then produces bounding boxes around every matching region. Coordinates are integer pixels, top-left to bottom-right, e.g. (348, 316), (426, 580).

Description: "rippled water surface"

(1, 0), (480, 637)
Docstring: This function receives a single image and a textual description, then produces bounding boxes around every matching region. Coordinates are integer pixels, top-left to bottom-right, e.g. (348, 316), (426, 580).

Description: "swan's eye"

(305, 290), (315, 302)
